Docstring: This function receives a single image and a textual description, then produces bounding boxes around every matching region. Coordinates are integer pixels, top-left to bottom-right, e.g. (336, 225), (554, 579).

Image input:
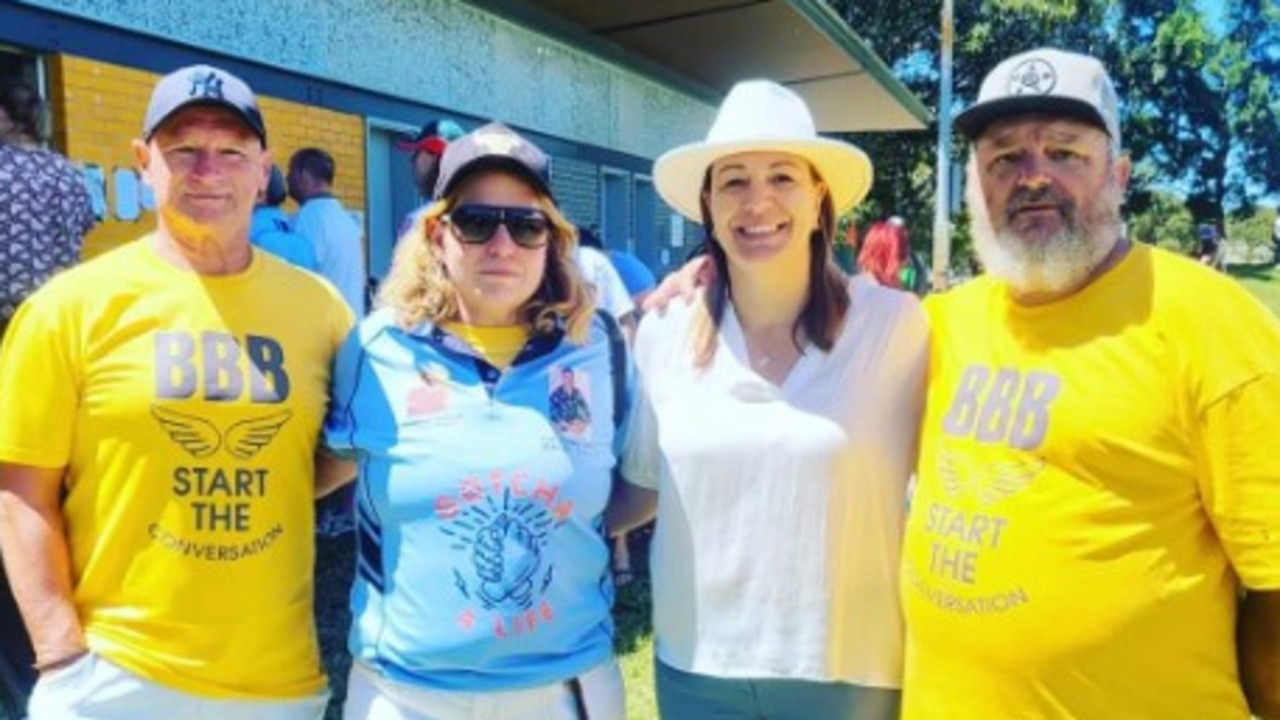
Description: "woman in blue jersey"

(321, 122), (636, 720)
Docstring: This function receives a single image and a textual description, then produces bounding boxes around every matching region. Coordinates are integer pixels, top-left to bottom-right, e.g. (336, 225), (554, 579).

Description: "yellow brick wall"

(53, 55), (367, 259)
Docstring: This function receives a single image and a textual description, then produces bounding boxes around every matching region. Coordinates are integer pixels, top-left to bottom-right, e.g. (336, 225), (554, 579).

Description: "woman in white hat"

(619, 80), (928, 719)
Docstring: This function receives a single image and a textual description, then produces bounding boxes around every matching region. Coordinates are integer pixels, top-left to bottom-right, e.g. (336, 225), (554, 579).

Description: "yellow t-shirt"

(441, 322), (530, 370)
(0, 238), (353, 699)
(902, 243), (1280, 719)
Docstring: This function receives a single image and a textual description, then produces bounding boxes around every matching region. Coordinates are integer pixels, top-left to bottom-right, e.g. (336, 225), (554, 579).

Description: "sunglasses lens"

(451, 207), (502, 244)
(508, 215), (550, 248)
(449, 206), (549, 248)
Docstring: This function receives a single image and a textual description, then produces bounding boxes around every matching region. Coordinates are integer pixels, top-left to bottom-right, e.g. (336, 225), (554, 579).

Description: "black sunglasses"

(444, 204), (551, 249)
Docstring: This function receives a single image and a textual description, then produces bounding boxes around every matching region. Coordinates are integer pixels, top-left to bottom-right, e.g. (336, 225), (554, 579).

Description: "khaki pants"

(342, 658), (625, 720)
(28, 651), (329, 720)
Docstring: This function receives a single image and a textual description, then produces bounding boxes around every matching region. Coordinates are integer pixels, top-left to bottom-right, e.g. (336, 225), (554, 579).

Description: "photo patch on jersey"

(547, 364), (592, 440)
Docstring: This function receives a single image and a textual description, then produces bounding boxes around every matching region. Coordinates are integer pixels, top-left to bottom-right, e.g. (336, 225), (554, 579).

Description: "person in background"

(0, 76), (96, 720)
(0, 63), (350, 720)
(288, 146), (367, 316)
(251, 163), (319, 271)
(1195, 222), (1224, 269)
(623, 79), (927, 720)
(604, 245), (658, 308)
(858, 217), (926, 294)
(396, 118), (467, 203)
(901, 47), (1280, 720)
(320, 121), (644, 720)
(0, 79), (94, 335)
(394, 118), (467, 243)
(575, 225), (638, 333)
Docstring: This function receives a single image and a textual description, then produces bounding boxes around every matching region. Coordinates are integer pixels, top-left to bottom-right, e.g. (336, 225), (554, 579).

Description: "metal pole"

(931, 0), (954, 291)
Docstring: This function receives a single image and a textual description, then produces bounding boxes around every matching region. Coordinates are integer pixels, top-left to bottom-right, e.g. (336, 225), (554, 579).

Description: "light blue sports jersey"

(325, 308), (631, 691)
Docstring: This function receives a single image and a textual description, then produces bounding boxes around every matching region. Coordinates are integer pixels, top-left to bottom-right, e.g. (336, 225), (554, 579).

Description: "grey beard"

(970, 182), (1125, 299)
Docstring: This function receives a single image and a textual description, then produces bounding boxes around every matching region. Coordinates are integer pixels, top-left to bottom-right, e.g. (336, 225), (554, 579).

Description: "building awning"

(469, 0), (931, 133)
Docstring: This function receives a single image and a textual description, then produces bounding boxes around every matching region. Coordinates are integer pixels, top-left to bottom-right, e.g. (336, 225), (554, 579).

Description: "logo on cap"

(473, 129), (523, 156)
(188, 70), (226, 101)
(1007, 58), (1057, 96)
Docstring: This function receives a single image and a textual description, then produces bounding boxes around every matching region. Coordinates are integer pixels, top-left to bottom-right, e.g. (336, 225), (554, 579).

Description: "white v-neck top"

(623, 275), (928, 687)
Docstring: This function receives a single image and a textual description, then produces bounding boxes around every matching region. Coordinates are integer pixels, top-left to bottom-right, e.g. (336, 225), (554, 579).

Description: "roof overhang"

(466, 0), (931, 133)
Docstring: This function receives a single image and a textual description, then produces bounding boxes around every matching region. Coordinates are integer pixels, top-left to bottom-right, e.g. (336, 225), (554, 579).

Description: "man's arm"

(0, 463), (86, 669)
(315, 447), (357, 499)
(1241, 590), (1280, 719)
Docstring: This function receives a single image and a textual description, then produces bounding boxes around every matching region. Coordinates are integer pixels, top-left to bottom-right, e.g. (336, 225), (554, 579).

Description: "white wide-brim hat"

(654, 79), (873, 222)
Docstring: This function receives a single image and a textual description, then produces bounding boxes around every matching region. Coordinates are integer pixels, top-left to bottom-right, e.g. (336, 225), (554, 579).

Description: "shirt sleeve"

(291, 206), (328, 266)
(323, 324), (366, 453)
(597, 259), (636, 319)
(0, 291), (80, 468)
(619, 313), (662, 490)
(1197, 370), (1280, 590)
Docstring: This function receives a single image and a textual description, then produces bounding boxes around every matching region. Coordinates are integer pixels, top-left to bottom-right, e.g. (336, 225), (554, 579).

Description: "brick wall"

(54, 54), (366, 259)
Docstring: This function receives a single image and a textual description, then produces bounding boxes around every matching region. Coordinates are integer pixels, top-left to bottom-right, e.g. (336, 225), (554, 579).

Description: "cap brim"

(394, 136), (429, 152)
(147, 99), (267, 145)
(653, 137), (873, 222)
(437, 156), (553, 201)
(954, 96), (1110, 140)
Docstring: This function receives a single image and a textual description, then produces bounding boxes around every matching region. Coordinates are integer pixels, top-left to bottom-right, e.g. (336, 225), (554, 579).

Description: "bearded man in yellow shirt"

(901, 47), (1280, 720)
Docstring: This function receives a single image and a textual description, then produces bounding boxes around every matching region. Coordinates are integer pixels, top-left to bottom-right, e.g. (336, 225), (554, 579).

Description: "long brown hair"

(377, 173), (594, 342)
(690, 163), (850, 368)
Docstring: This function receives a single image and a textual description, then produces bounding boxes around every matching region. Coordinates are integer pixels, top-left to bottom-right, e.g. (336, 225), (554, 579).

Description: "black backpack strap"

(595, 310), (628, 433)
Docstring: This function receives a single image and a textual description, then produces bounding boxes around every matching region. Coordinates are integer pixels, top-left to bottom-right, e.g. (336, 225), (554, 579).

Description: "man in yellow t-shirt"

(0, 64), (351, 719)
(901, 48), (1280, 719)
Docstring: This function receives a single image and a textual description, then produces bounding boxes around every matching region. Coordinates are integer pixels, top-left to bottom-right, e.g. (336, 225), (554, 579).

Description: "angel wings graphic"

(151, 405), (293, 460)
(936, 446), (1044, 507)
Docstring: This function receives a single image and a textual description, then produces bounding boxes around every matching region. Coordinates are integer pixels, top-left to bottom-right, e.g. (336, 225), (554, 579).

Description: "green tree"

(829, 0), (1111, 267)
(1077, 0), (1280, 224)
(824, 0), (1280, 271)
(1221, 0), (1280, 215)
(1127, 191), (1196, 252)
(1227, 207), (1279, 261)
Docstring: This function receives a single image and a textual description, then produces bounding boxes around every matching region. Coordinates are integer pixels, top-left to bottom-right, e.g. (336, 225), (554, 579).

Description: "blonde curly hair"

(376, 179), (594, 343)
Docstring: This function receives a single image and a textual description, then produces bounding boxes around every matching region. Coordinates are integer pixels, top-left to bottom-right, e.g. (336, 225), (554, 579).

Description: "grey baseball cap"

(143, 64), (267, 145)
(955, 48), (1120, 144)
(433, 122), (552, 200)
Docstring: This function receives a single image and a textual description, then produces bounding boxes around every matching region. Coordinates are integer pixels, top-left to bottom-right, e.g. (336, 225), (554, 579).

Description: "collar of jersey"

(414, 320), (565, 369)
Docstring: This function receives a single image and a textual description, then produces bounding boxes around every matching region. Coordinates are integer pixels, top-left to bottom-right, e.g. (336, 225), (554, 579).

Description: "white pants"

(342, 658), (625, 720)
(28, 651), (329, 720)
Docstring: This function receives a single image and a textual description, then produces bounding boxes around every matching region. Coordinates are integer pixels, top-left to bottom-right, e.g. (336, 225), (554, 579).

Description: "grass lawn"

(1229, 263), (1280, 316)
(611, 534), (658, 720)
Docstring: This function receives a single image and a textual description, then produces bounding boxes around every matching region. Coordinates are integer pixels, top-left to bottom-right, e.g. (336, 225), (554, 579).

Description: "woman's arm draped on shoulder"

(642, 254), (716, 314)
(0, 463), (87, 668)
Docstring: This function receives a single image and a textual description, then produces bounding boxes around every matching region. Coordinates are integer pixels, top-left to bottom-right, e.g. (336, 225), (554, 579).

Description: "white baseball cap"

(955, 48), (1120, 145)
(144, 64), (266, 145)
